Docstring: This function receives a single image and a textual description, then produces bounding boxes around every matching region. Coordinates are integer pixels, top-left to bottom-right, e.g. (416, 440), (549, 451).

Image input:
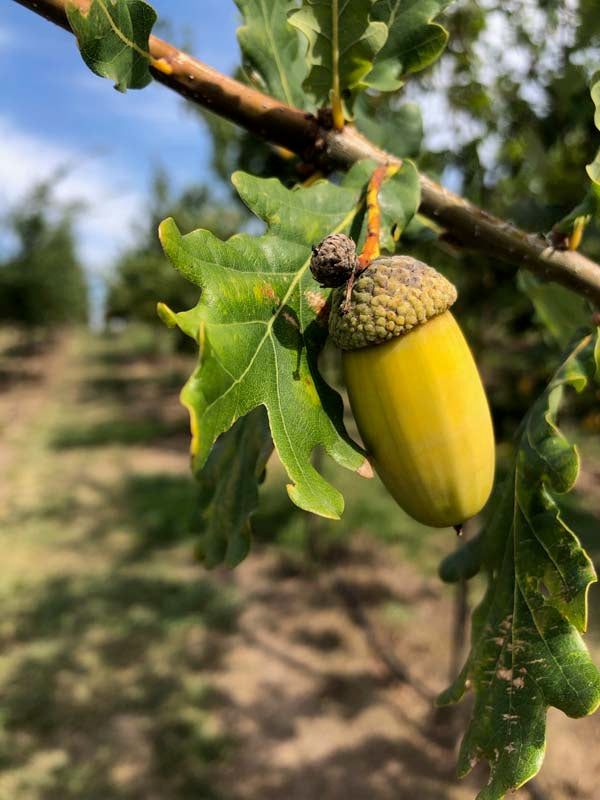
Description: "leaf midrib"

(200, 204), (358, 418)
(260, 0), (294, 105)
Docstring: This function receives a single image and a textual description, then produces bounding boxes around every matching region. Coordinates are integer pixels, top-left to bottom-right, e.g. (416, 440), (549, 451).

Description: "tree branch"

(13, 0), (600, 305)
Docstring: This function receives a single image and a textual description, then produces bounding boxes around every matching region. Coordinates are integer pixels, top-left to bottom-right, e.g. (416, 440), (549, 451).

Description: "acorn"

(314, 238), (495, 529)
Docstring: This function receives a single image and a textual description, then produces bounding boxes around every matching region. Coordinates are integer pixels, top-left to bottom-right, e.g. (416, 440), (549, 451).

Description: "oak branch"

(13, 0), (600, 306)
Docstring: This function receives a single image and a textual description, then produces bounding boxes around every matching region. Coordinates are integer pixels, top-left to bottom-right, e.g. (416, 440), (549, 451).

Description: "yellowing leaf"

(289, 0), (387, 116)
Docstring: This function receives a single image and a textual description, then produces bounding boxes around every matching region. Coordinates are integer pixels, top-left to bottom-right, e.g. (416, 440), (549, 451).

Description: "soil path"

(0, 329), (598, 800)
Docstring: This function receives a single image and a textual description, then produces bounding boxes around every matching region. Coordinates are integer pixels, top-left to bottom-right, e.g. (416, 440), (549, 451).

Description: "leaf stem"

(358, 163), (399, 268)
(330, 0), (344, 131)
(342, 164), (398, 313)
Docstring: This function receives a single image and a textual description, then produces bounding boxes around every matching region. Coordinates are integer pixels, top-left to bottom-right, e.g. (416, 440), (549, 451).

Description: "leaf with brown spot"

(439, 331), (600, 800)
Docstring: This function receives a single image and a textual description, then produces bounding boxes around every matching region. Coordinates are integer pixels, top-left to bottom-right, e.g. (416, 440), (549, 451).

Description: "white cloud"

(0, 24), (16, 49)
(0, 116), (145, 273)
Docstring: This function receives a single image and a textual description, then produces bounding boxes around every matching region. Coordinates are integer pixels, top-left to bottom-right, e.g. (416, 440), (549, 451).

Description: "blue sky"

(1, 1), (241, 281)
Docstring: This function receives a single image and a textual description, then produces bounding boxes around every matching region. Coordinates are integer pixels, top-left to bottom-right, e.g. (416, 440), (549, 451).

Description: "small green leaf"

(160, 162), (420, 539)
(378, 161), (421, 248)
(366, 0), (453, 92)
(590, 70), (600, 131)
(586, 71), (600, 190)
(517, 272), (590, 347)
(354, 96), (423, 158)
(439, 332), (600, 800)
(235, 0), (308, 107)
(438, 532), (483, 583)
(66, 0), (157, 92)
(587, 155), (600, 188)
(289, 0), (388, 116)
(192, 407), (273, 568)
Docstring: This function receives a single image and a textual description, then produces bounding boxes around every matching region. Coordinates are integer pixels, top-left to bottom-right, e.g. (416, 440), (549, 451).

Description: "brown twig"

(12, 0), (600, 305)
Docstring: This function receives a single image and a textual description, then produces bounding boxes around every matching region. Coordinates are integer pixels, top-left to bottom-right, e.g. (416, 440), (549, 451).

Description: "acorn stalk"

(317, 244), (495, 529)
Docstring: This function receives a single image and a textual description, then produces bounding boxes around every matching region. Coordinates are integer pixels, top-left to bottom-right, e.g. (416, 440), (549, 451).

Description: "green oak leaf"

(366, 0), (453, 92)
(235, 0), (308, 108)
(517, 272), (590, 348)
(66, 0), (156, 92)
(586, 70), (600, 192)
(288, 0), (388, 116)
(159, 163), (420, 527)
(591, 70), (600, 131)
(438, 331), (600, 800)
(552, 71), (600, 240)
(353, 97), (423, 159)
(191, 407), (273, 568)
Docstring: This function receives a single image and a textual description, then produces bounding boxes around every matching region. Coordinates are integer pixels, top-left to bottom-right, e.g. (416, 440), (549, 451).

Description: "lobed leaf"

(191, 407), (273, 568)
(591, 70), (600, 132)
(517, 272), (589, 348)
(66, 0), (157, 92)
(235, 0), (308, 108)
(366, 0), (453, 92)
(159, 162), (420, 563)
(289, 0), (388, 116)
(438, 331), (600, 799)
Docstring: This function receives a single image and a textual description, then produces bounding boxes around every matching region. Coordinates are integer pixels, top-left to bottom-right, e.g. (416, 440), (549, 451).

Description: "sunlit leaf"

(289, 0), (387, 115)
(235, 0), (308, 107)
(439, 331), (600, 800)
(66, 0), (157, 92)
(586, 70), (600, 191)
(366, 0), (453, 91)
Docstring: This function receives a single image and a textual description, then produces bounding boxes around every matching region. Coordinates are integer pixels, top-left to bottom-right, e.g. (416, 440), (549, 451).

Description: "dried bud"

(310, 233), (358, 288)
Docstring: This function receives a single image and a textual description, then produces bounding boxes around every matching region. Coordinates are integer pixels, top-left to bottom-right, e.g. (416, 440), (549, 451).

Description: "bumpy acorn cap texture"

(329, 255), (457, 351)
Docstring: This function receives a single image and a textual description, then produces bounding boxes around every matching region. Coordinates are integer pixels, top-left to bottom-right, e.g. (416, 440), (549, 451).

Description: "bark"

(12, 0), (600, 305)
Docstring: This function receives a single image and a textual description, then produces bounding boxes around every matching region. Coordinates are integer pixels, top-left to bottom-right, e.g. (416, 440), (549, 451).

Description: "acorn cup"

(312, 237), (495, 529)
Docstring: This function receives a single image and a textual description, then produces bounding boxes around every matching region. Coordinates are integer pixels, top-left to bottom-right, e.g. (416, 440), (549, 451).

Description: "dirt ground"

(0, 327), (599, 800)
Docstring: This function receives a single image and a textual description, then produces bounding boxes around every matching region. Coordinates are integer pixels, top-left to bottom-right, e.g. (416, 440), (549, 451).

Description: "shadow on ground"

(50, 417), (189, 449)
(0, 571), (239, 799)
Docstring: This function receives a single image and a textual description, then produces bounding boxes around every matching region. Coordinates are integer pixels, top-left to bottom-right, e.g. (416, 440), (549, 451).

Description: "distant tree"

(0, 182), (88, 328)
(105, 171), (248, 326)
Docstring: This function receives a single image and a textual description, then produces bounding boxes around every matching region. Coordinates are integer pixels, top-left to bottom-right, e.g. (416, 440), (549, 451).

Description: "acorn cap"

(329, 255), (457, 351)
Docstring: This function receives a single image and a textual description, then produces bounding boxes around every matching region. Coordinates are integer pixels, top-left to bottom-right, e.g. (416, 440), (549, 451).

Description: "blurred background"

(1, 1), (599, 798)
